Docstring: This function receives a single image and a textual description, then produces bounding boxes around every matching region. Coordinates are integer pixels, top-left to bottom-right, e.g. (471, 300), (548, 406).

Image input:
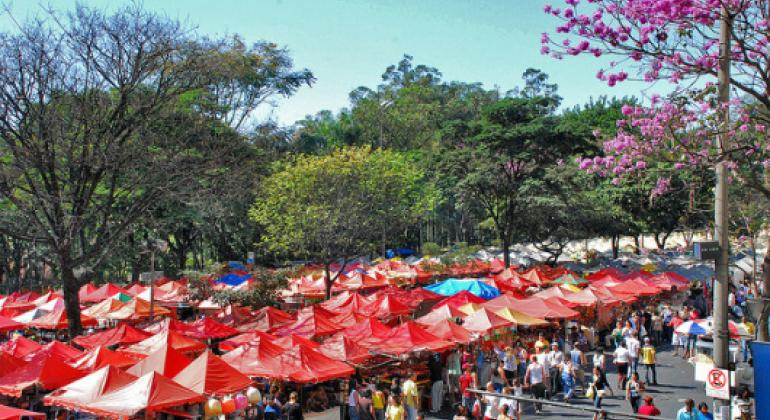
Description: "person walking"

(560, 359), (576, 402)
(670, 312), (685, 357)
(640, 337), (658, 385)
(459, 365), (477, 415)
(282, 392), (304, 420)
(696, 402), (713, 420)
(385, 396), (404, 420)
(733, 387), (753, 420)
(481, 382), (499, 420)
(447, 349), (462, 405)
(651, 312), (664, 346)
(402, 371), (420, 420)
(611, 321), (624, 349)
(546, 342), (564, 398)
(592, 348), (606, 372)
(373, 387), (386, 420)
(677, 399), (697, 420)
(524, 355), (547, 414)
(612, 342), (630, 390)
(637, 395), (661, 416)
(359, 390), (374, 420)
(624, 372), (643, 413)
(569, 341), (587, 390)
(493, 345), (518, 386)
(349, 383), (362, 420)
(626, 333), (641, 373)
(590, 366), (612, 420)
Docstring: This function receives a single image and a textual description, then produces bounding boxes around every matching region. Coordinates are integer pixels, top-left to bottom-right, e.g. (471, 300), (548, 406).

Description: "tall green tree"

(250, 146), (431, 298)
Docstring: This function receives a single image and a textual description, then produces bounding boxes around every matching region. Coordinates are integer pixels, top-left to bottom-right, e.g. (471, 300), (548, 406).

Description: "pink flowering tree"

(542, 0), (769, 336)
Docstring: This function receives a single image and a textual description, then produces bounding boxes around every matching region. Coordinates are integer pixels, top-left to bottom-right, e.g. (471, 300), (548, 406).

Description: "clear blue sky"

(1, 0), (659, 125)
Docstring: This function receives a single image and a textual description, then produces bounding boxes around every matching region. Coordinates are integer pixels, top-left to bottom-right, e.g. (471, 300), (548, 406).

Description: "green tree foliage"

(250, 146), (432, 298)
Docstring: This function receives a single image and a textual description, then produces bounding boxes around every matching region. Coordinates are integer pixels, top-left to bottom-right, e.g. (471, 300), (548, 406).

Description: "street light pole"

(713, 3), (732, 413)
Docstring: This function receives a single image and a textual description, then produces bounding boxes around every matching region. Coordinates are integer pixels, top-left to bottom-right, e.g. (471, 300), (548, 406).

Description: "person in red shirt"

(459, 364), (477, 415)
(669, 313), (685, 357)
(638, 395), (662, 417)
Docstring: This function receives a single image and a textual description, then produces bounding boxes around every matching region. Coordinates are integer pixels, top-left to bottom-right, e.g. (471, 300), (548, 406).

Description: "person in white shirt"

(546, 343), (564, 397)
(613, 342), (630, 390)
(482, 382), (499, 420)
(524, 355), (547, 414)
(592, 348), (606, 372)
(626, 333), (641, 374)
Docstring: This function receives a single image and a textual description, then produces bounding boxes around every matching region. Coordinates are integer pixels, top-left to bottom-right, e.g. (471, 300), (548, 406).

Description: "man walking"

(524, 355), (547, 415)
(546, 342), (564, 398)
(640, 337), (657, 385)
(626, 333), (641, 373)
(569, 341), (587, 390)
(402, 371), (419, 420)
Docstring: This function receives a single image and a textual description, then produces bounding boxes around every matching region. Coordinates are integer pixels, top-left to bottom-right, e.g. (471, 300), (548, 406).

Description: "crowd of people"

(338, 300), (756, 420)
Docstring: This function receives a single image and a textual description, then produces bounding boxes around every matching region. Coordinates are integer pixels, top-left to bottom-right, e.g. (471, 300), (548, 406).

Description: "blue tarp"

(751, 341), (770, 419)
(424, 278), (501, 300)
(216, 273), (253, 286)
(228, 261), (247, 270)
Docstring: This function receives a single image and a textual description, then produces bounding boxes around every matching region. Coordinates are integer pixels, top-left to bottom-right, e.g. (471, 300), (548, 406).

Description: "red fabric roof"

(364, 294), (412, 318)
(585, 268), (625, 281)
(219, 330), (278, 352)
(273, 334), (320, 350)
(608, 278), (660, 296)
(371, 321), (454, 354)
(73, 323), (152, 349)
(483, 293), (523, 312)
(414, 305), (467, 326)
(24, 341), (82, 362)
(78, 284), (99, 301)
(320, 292), (374, 314)
(124, 283), (147, 296)
(82, 299), (125, 319)
(0, 336), (41, 359)
(220, 340), (284, 378)
(83, 371), (204, 419)
(0, 353), (26, 378)
(341, 317), (392, 346)
(0, 351), (86, 397)
(44, 366), (136, 412)
(0, 404), (45, 419)
(81, 284), (130, 304)
(518, 269), (548, 286)
(173, 351), (252, 396)
(70, 346), (143, 371)
(28, 308), (97, 330)
(124, 329), (206, 355)
(279, 345), (355, 383)
(0, 316), (23, 333)
(274, 306), (343, 338)
(174, 317), (240, 340)
(460, 307), (513, 334)
(533, 287), (569, 300)
(216, 304), (255, 328)
(434, 290), (486, 310)
(239, 306), (294, 333)
(423, 319), (473, 344)
(105, 298), (172, 320)
(512, 297), (579, 320)
(560, 287), (616, 308)
(319, 334), (371, 364)
(126, 343), (192, 378)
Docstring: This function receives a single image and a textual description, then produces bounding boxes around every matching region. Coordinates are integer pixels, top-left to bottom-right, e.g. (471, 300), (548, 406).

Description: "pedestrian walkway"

(426, 348), (708, 419)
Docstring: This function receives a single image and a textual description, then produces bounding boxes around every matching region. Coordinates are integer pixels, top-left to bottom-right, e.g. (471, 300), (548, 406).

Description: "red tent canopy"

(217, 304), (255, 328)
(82, 299), (125, 319)
(608, 278), (660, 296)
(0, 352), (86, 397)
(408, 288), (444, 303)
(44, 366), (136, 412)
(124, 329), (206, 355)
(512, 297), (579, 320)
(491, 269), (533, 291)
(279, 345), (355, 383)
(483, 293), (523, 312)
(560, 287), (619, 308)
(589, 285), (638, 304)
(0, 316), (23, 333)
(81, 283), (130, 304)
(239, 306), (295, 332)
(321, 292), (374, 314)
(371, 321), (454, 354)
(518, 269), (548, 286)
(219, 330), (278, 352)
(25, 341), (82, 362)
(0, 404), (45, 419)
(0, 336), (41, 359)
(319, 334), (371, 364)
(83, 371), (204, 419)
(126, 343), (192, 378)
(273, 334), (321, 350)
(28, 308), (97, 330)
(423, 319), (473, 344)
(174, 317), (240, 340)
(415, 304), (467, 326)
(341, 317), (392, 346)
(533, 287), (570, 301)
(364, 294), (412, 318)
(0, 353), (26, 378)
(78, 284), (98, 301)
(173, 351), (253, 396)
(274, 306), (343, 338)
(70, 346), (144, 371)
(105, 298), (172, 320)
(73, 323), (152, 349)
(221, 340), (285, 378)
(650, 272), (690, 291)
(460, 308), (513, 334)
(124, 283), (147, 296)
(585, 268), (625, 281)
(434, 290), (486, 310)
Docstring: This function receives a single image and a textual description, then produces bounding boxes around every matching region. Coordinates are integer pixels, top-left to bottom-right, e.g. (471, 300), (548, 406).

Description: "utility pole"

(713, 3), (732, 414)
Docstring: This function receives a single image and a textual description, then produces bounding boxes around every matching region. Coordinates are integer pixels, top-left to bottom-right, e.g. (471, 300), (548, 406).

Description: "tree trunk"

(634, 236), (641, 254)
(758, 240), (770, 342)
(59, 254), (83, 338)
(611, 234), (620, 259)
(502, 237), (511, 268)
(324, 264), (333, 301)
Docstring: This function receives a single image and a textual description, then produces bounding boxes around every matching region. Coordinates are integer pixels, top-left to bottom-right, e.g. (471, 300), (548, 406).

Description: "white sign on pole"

(705, 368), (730, 400)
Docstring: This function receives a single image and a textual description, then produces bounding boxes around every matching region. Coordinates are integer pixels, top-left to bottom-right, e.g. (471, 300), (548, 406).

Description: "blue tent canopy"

(424, 278), (500, 300)
(216, 273), (253, 286)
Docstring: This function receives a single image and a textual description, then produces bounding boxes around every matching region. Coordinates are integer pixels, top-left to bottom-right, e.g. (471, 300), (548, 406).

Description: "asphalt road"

(426, 348), (710, 419)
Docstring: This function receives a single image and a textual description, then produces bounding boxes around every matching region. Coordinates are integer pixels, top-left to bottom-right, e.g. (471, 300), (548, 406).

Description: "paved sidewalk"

(426, 348), (709, 419)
